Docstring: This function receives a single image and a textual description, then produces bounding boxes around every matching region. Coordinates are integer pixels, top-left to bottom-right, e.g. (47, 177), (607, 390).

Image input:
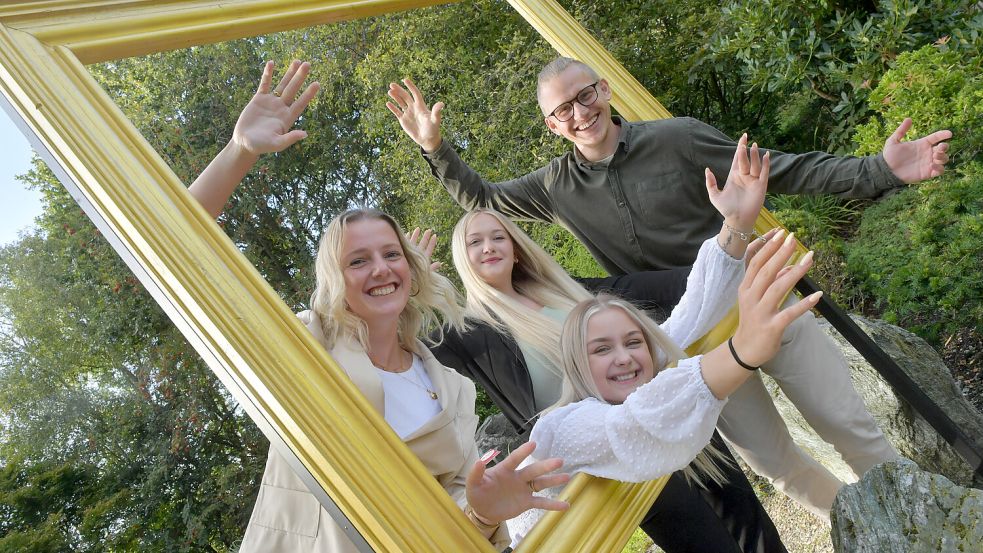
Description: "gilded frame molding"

(0, 1), (796, 551)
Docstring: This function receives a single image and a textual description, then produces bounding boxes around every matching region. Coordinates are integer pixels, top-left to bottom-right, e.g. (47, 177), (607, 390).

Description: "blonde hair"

(553, 295), (730, 487)
(310, 208), (465, 353)
(451, 208), (591, 377)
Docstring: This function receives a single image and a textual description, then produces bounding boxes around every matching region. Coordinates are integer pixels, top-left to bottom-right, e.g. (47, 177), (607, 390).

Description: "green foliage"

(524, 223), (605, 278)
(768, 194), (862, 245)
(844, 36), (982, 343)
(853, 43), (983, 163)
(844, 166), (983, 342)
(621, 528), (655, 553)
(704, 0), (977, 151)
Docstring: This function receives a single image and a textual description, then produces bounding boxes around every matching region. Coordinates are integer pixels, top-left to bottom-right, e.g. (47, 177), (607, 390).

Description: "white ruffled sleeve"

(528, 357), (726, 483)
(659, 236), (744, 349)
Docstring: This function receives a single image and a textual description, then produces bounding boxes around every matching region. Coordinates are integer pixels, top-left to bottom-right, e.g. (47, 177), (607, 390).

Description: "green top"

(515, 305), (569, 413)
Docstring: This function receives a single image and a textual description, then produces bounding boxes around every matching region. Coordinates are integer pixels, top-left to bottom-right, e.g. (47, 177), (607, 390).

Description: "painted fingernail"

(809, 291), (824, 301)
(479, 449), (499, 465)
(784, 232), (795, 245)
(772, 229), (786, 242)
(798, 251), (814, 265)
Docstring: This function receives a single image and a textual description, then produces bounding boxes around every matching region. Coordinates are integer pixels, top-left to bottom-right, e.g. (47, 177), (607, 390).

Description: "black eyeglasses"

(547, 82), (600, 122)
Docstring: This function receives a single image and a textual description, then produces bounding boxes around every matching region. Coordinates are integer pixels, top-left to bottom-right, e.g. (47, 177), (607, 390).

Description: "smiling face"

(464, 212), (517, 291)
(585, 306), (656, 404)
(339, 218), (412, 328)
(538, 65), (616, 158)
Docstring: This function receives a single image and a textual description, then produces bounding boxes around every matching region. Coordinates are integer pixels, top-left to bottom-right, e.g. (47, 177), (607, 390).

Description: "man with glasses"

(387, 57), (951, 521)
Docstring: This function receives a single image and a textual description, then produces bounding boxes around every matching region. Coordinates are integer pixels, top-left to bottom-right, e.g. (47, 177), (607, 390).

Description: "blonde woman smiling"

(511, 229), (820, 544)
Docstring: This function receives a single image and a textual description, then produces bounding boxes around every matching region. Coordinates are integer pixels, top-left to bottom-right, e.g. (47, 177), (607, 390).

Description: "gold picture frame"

(0, 1), (792, 550)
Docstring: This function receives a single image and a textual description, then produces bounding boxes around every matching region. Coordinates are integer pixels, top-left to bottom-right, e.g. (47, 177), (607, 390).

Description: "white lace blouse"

(508, 236), (744, 545)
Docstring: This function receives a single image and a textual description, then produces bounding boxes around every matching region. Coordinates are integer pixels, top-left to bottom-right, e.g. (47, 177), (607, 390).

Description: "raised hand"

(406, 227), (442, 272)
(232, 60), (321, 156)
(705, 133), (770, 233)
(730, 230), (822, 368)
(387, 78), (444, 153)
(188, 60), (320, 218)
(465, 441), (570, 526)
(882, 118), (952, 183)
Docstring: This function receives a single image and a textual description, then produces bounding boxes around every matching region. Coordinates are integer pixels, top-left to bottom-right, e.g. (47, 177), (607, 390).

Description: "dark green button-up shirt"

(425, 116), (902, 274)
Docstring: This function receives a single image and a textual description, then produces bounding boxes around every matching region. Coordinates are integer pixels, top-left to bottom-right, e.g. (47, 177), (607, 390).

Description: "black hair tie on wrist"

(728, 337), (760, 371)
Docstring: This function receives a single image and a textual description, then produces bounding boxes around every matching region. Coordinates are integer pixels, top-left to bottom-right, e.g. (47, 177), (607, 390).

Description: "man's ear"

(544, 116), (561, 135)
(598, 79), (612, 100)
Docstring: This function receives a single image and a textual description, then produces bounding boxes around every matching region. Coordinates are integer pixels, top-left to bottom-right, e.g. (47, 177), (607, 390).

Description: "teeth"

(369, 284), (396, 296)
(577, 114), (598, 131)
(611, 371), (637, 382)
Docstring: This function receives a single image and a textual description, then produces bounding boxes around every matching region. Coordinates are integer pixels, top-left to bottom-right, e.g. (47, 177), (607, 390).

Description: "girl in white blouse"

(508, 224), (822, 544)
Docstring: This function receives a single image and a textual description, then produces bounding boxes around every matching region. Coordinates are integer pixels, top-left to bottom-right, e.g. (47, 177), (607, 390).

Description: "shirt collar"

(572, 116), (631, 168)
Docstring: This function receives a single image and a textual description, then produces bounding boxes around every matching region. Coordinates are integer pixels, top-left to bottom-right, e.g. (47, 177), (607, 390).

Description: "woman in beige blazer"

(189, 61), (569, 552)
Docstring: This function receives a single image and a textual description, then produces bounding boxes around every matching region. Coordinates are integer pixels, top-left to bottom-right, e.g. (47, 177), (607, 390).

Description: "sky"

(0, 106), (42, 246)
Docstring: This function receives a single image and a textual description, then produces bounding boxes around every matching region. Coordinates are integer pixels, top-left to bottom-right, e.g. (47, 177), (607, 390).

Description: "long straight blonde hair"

(310, 208), (464, 353)
(451, 208), (591, 377)
(553, 294), (730, 486)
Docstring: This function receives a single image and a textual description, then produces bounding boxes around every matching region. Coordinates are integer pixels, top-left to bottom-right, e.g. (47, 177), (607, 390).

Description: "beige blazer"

(239, 311), (510, 552)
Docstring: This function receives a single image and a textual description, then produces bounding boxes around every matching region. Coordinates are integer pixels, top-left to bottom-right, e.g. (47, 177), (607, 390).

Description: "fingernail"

(479, 449), (499, 465)
(798, 251), (814, 265)
(772, 229), (786, 242)
(809, 291), (824, 301)
(784, 232), (795, 245)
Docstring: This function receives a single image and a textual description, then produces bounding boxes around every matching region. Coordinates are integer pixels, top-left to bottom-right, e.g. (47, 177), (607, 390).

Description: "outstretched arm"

(188, 60), (320, 218)
(882, 117), (952, 183)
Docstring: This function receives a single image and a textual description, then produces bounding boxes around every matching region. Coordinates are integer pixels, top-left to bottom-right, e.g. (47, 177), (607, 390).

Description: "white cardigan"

(509, 237), (744, 544)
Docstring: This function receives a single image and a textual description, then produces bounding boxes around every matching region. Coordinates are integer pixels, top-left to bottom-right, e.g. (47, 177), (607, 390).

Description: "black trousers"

(577, 266), (692, 323)
(641, 433), (786, 553)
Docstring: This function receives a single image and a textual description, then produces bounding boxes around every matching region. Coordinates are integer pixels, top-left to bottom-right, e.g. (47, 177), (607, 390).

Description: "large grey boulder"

(762, 314), (983, 487)
(831, 459), (983, 552)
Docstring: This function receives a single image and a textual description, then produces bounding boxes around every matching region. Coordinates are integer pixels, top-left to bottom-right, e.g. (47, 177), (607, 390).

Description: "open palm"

(706, 134), (769, 232)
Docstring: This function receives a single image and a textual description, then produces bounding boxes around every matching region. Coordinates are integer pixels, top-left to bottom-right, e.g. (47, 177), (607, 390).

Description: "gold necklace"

(394, 363), (438, 401)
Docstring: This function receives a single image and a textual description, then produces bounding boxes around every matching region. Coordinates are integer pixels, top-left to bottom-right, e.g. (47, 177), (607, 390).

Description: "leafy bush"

(844, 37), (982, 343)
(705, 0), (978, 152)
(844, 166), (983, 342)
(853, 43), (983, 163)
(768, 194), (861, 245)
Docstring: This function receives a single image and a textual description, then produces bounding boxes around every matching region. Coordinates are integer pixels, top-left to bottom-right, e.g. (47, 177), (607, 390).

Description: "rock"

(474, 413), (526, 465)
(762, 314), (983, 487)
(831, 459), (983, 552)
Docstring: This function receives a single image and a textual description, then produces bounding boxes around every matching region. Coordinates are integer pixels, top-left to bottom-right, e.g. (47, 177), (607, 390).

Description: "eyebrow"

(345, 243), (402, 257)
(465, 231), (505, 239)
(587, 329), (642, 345)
